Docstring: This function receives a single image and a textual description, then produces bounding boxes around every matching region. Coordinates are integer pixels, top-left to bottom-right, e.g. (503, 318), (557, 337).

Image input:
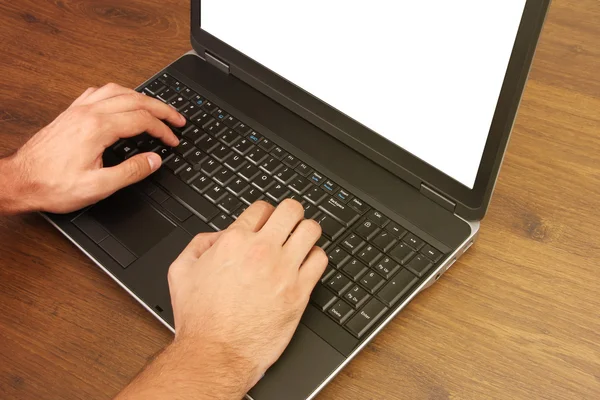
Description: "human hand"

(167, 199), (328, 393)
(6, 83), (183, 214)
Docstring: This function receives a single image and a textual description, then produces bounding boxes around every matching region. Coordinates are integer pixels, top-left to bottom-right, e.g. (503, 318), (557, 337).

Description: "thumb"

(99, 152), (161, 194)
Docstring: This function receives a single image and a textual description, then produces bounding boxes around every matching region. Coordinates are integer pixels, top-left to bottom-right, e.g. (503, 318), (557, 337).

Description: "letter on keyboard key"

(345, 298), (388, 338)
(319, 197), (359, 226)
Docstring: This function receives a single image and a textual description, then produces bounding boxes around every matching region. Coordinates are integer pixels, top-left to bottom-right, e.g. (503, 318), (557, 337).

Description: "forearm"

(115, 337), (257, 400)
(0, 156), (36, 215)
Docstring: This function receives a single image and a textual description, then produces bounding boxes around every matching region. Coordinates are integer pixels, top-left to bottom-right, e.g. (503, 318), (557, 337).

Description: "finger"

(174, 231), (223, 265)
(259, 199), (305, 246)
(69, 87), (97, 108)
(92, 92), (186, 128)
(228, 200), (275, 232)
(297, 246), (328, 293)
(98, 110), (179, 147)
(283, 219), (322, 268)
(94, 152), (162, 196)
(77, 82), (133, 105)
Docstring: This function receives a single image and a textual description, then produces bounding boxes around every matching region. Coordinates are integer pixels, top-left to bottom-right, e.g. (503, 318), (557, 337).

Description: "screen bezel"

(190, 0), (550, 220)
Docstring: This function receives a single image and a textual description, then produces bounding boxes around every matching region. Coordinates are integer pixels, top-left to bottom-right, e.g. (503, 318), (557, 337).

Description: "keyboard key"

(345, 298), (387, 338)
(232, 205), (247, 219)
(178, 165), (199, 183)
(204, 120), (227, 136)
(357, 245), (382, 267)
(252, 173), (275, 192)
(316, 236), (331, 250)
(403, 233), (425, 250)
(342, 258), (368, 281)
(328, 301), (354, 324)
(191, 174), (213, 194)
(373, 257), (401, 279)
(138, 135), (161, 153)
(295, 162), (312, 177)
(260, 157), (283, 175)
(303, 202), (320, 219)
(165, 155), (187, 173)
(181, 87), (196, 99)
(162, 197), (192, 221)
(191, 94), (206, 107)
(335, 189), (351, 203)
(218, 194), (242, 214)
(319, 197), (359, 226)
(170, 81), (187, 94)
(184, 148), (206, 167)
(247, 131), (263, 144)
(321, 266), (336, 283)
(304, 186), (328, 205)
(114, 141), (138, 159)
(175, 139), (195, 156)
(145, 79), (165, 95)
(372, 230), (397, 252)
(274, 166), (296, 184)
(343, 285), (370, 309)
(239, 163), (260, 181)
(328, 273), (352, 295)
(157, 87), (176, 102)
(406, 254), (433, 277)
(271, 146), (286, 160)
(227, 177), (249, 196)
(355, 219), (379, 240)
(240, 187), (262, 205)
(321, 179), (338, 194)
(234, 122), (252, 136)
(309, 171), (325, 185)
(386, 221), (407, 238)
(169, 95), (189, 110)
(181, 103), (201, 119)
(366, 210), (389, 227)
(315, 214), (345, 241)
(210, 213), (234, 231)
(421, 244), (443, 262)
(183, 126), (204, 143)
(283, 154), (300, 168)
(258, 138), (276, 152)
(389, 242), (415, 265)
(311, 285), (337, 311)
(156, 146), (174, 162)
(377, 269), (418, 307)
(233, 138), (254, 155)
(341, 233), (365, 254)
(348, 197), (370, 214)
(288, 177), (312, 194)
(214, 167), (235, 186)
(201, 100), (219, 114)
(201, 158), (221, 176)
(211, 108), (229, 121)
(216, 129), (239, 146)
(212, 145), (232, 162)
(328, 247), (350, 268)
(246, 147), (268, 165)
(223, 115), (239, 128)
(205, 184), (227, 203)
(196, 134), (219, 153)
(153, 170), (219, 222)
(192, 112), (214, 128)
(359, 271), (385, 294)
(225, 154), (246, 172)
(266, 183), (290, 202)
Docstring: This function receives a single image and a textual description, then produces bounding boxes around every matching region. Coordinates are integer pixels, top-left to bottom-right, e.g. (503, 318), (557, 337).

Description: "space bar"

(152, 169), (219, 222)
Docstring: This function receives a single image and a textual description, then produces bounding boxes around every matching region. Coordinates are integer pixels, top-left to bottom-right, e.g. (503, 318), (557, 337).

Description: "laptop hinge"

(420, 184), (456, 212)
(205, 51), (230, 74)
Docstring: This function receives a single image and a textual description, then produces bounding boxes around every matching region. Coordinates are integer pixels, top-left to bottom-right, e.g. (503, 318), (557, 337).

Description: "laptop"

(43, 1), (550, 398)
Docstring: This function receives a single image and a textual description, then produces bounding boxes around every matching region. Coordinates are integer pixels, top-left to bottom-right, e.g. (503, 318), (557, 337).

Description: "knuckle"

(104, 82), (121, 92)
(302, 219), (322, 237)
(280, 198), (304, 215)
(254, 199), (275, 213)
(125, 157), (146, 179)
(313, 247), (328, 266)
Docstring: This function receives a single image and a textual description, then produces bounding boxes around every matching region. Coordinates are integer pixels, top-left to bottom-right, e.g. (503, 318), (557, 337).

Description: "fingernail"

(147, 153), (161, 171)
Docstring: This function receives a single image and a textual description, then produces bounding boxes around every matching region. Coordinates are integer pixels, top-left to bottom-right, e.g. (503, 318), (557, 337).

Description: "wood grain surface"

(1, 1), (599, 399)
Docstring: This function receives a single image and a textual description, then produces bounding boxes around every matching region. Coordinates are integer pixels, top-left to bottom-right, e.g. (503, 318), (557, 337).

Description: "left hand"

(7, 83), (184, 214)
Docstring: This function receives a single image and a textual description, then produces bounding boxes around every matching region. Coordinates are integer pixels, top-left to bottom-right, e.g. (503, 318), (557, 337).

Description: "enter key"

(345, 298), (388, 338)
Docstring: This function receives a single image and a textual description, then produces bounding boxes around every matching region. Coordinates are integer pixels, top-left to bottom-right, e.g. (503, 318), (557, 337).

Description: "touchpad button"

(89, 189), (176, 257)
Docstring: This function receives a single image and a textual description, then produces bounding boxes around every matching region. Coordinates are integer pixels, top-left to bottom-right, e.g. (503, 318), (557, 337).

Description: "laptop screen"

(201, 1), (527, 189)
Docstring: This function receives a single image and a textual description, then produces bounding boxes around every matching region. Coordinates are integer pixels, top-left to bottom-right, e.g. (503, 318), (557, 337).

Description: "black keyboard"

(111, 72), (447, 342)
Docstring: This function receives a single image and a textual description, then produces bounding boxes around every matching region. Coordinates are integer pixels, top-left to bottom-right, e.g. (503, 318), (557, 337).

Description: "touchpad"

(89, 188), (176, 257)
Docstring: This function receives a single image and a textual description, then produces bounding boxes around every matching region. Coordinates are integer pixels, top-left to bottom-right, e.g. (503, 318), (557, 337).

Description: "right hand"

(167, 199), (328, 390)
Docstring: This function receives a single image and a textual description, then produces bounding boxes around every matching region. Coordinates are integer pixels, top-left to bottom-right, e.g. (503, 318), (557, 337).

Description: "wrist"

(0, 156), (37, 214)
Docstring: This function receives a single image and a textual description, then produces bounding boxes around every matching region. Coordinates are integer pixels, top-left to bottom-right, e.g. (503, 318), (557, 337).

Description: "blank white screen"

(201, 1), (527, 188)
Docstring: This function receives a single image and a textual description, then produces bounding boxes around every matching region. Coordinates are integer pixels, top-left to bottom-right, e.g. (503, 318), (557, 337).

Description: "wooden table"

(1, 1), (599, 399)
